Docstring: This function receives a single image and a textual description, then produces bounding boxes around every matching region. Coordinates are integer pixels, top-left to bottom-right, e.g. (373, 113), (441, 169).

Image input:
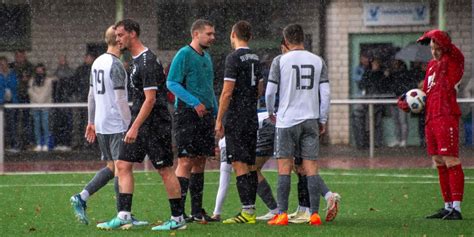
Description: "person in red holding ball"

(398, 29), (465, 220)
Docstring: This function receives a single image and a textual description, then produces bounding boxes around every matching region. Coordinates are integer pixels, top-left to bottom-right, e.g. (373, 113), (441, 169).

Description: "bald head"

(105, 25), (117, 46)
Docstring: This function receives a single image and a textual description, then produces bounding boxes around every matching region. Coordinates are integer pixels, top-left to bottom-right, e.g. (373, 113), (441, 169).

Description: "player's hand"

(319, 123), (326, 135)
(269, 114), (277, 124)
(215, 121), (224, 139)
(84, 124), (96, 143)
(397, 94), (410, 113)
(124, 127), (138, 144)
(194, 103), (208, 118)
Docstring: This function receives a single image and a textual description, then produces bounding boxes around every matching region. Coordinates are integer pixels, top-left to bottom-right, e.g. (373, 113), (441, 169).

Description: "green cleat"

(131, 214), (149, 226)
(97, 216), (132, 230)
(70, 194), (88, 225)
(151, 219), (186, 231)
(223, 211), (256, 224)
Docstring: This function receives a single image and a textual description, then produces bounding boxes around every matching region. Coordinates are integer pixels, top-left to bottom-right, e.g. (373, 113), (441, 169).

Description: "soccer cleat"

(96, 216), (132, 230)
(256, 211), (277, 221)
(151, 219), (187, 231)
(442, 209), (463, 220)
(131, 214), (149, 226)
(267, 212), (288, 226)
(325, 193), (341, 222)
(288, 209), (311, 224)
(223, 212), (256, 224)
(70, 194), (88, 225)
(309, 213), (322, 226)
(187, 209), (215, 223)
(425, 208), (451, 219)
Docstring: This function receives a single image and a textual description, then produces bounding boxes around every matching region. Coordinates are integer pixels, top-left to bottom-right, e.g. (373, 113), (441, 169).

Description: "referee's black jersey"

(129, 49), (170, 122)
(223, 47), (262, 127)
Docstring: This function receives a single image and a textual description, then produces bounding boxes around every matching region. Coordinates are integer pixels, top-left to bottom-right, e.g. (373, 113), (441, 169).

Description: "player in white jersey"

(70, 25), (146, 226)
(265, 24), (334, 226)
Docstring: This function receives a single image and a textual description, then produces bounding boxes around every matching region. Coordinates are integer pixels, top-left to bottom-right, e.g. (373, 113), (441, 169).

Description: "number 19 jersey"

(90, 53), (129, 134)
(268, 50), (328, 128)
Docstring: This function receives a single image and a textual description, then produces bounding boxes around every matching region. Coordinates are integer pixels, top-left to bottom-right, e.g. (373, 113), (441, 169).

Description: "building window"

(0, 4), (31, 51)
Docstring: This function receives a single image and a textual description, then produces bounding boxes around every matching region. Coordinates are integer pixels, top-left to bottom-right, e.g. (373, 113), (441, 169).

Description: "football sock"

(118, 211), (131, 221)
(177, 177), (189, 214)
(236, 173), (254, 208)
(453, 201), (462, 212)
(171, 215), (184, 223)
(257, 178), (278, 210)
(436, 165), (452, 203)
(324, 191), (334, 201)
(169, 198), (184, 217)
(448, 164), (464, 203)
(277, 175), (291, 213)
(249, 171), (258, 205)
(297, 174), (310, 208)
(445, 202), (453, 211)
(114, 176), (119, 212)
(316, 175), (331, 198)
(213, 162), (232, 215)
(118, 193), (133, 213)
(189, 173), (204, 216)
(83, 167), (114, 200)
(307, 175), (322, 214)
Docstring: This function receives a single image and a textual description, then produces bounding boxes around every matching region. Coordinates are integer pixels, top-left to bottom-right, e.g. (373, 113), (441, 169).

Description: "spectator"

(27, 63), (56, 152)
(52, 55), (74, 151)
(70, 52), (96, 149)
(410, 61), (428, 147)
(0, 56), (20, 152)
(351, 52), (371, 149)
(9, 50), (34, 150)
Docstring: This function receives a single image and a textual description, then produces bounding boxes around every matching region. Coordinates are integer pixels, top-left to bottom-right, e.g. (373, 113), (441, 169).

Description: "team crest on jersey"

(427, 72), (435, 93)
(129, 64), (137, 88)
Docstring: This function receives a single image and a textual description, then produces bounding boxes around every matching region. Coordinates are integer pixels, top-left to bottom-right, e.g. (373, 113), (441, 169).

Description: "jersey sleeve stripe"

(113, 86), (125, 90)
(143, 86), (158, 91)
(268, 80), (279, 84)
(319, 80), (329, 84)
(224, 77), (236, 82)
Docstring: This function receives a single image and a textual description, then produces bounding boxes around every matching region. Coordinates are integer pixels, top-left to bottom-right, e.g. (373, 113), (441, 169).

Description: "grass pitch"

(1, 168), (473, 236)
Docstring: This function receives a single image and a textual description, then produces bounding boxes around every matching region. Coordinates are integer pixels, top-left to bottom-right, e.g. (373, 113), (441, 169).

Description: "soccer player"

(214, 20), (261, 224)
(167, 19), (217, 222)
(70, 25), (146, 226)
(265, 24), (331, 226)
(97, 19), (185, 231)
(400, 29), (465, 220)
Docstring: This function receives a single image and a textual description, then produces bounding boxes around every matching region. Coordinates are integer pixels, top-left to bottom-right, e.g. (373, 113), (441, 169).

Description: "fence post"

(0, 106), (4, 174)
(368, 103), (374, 158)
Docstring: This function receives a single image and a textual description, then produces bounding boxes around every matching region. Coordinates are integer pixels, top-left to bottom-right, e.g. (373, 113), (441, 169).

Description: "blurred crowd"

(1, 50), (97, 152)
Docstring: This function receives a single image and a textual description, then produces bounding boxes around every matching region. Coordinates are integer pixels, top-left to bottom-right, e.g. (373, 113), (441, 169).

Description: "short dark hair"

(232, 21), (252, 41)
(115, 19), (140, 37)
(190, 19), (214, 36)
(283, 24), (305, 45)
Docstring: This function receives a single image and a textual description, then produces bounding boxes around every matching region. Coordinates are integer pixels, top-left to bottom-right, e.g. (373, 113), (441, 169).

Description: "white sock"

(444, 202), (453, 211)
(270, 208), (279, 214)
(118, 211), (131, 221)
(453, 201), (461, 212)
(171, 215), (184, 222)
(213, 162), (232, 215)
(80, 190), (90, 202)
(324, 191), (333, 201)
(298, 205), (308, 212)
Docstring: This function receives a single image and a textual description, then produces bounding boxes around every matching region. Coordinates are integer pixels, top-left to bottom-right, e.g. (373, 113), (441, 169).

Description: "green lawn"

(1, 169), (473, 236)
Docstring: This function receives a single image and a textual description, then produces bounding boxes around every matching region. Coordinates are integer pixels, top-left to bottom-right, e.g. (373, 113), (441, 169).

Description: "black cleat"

(425, 208), (451, 219)
(442, 209), (463, 220)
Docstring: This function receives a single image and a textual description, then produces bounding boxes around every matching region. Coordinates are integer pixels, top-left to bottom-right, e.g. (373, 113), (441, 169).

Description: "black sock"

(114, 177), (119, 212)
(189, 173), (204, 216)
(178, 177), (189, 214)
(169, 198), (184, 217)
(297, 174), (310, 207)
(118, 193), (133, 212)
(236, 173), (253, 207)
(249, 171), (258, 205)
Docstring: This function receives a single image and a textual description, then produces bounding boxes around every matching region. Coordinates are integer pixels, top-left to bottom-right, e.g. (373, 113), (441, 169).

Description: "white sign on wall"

(363, 2), (430, 26)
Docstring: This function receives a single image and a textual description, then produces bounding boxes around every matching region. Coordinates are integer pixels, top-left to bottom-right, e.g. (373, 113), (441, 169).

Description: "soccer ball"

(405, 89), (426, 114)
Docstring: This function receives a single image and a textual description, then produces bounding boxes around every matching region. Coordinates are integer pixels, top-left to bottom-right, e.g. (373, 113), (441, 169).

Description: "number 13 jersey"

(90, 53), (129, 134)
(268, 50), (329, 128)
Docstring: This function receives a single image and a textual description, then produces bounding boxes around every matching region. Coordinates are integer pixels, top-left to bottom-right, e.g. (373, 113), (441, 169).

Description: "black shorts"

(225, 122), (257, 165)
(256, 118), (275, 157)
(119, 117), (173, 169)
(174, 108), (214, 158)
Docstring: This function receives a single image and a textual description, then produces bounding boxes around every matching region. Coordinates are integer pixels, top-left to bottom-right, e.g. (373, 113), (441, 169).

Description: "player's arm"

(111, 60), (131, 127)
(124, 89), (155, 143)
(265, 56), (281, 122)
(319, 60), (330, 135)
(85, 75), (96, 143)
(215, 80), (235, 139)
(166, 51), (205, 116)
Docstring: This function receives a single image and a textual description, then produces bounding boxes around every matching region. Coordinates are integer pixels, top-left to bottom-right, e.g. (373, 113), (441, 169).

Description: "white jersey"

(90, 53), (130, 134)
(266, 50), (330, 128)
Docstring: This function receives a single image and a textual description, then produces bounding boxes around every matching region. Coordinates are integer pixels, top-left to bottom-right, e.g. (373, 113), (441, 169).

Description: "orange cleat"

(267, 212), (288, 226)
(309, 213), (322, 226)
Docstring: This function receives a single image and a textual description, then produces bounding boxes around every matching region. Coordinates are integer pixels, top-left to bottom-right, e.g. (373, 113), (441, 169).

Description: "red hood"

(417, 29), (464, 64)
